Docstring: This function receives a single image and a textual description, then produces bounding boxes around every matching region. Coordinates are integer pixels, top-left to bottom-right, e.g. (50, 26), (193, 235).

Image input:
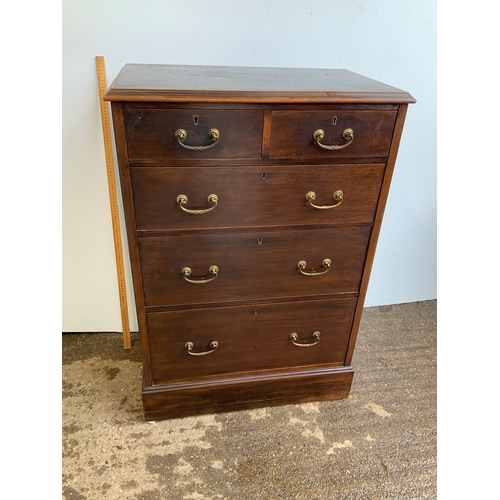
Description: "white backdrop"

(62, 0), (436, 332)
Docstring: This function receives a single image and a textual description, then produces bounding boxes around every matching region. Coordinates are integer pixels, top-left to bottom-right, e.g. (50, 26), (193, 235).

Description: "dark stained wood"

(130, 164), (385, 232)
(138, 226), (371, 308)
(262, 109), (272, 158)
(147, 297), (357, 384)
(124, 108), (263, 161)
(144, 291), (359, 314)
(129, 153), (389, 168)
(104, 64), (416, 104)
(344, 104), (409, 365)
(142, 366), (354, 421)
(106, 64), (413, 420)
(269, 109), (397, 159)
(110, 102), (153, 385)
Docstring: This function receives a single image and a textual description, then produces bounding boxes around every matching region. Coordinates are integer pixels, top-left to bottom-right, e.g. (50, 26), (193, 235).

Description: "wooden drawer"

(269, 109), (397, 160)
(147, 298), (357, 384)
(131, 164), (385, 231)
(138, 226), (371, 308)
(124, 108), (263, 162)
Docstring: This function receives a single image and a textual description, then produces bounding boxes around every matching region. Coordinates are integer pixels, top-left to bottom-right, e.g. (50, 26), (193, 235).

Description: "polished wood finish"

(105, 64), (416, 104)
(147, 298), (357, 384)
(106, 64), (414, 420)
(344, 104), (409, 365)
(131, 164), (384, 231)
(142, 367), (355, 421)
(124, 108), (263, 161)
(269, 109), (397, 159)
(110, 102), (153, 385)
(138, 227), (371, 308)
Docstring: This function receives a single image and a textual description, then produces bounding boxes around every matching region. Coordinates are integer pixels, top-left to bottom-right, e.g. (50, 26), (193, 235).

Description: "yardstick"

(96, 56), (131, 349)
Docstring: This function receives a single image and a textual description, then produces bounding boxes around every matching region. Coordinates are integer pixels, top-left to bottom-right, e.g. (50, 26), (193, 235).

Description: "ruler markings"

(96, 56), (131, 349)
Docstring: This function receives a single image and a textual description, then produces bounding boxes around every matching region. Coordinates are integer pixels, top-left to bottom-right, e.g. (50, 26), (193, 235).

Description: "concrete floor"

(62, 300), (436, 499)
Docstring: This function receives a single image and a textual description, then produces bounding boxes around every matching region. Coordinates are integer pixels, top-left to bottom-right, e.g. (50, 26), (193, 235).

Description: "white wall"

(62, 0), (436, 332)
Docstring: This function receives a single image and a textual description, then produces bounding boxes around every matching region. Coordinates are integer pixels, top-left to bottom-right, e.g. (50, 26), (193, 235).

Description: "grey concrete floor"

(62, 300), (436, 499)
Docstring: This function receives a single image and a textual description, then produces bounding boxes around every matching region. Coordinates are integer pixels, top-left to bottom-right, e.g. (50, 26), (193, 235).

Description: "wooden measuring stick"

(95, 56), (131, 349)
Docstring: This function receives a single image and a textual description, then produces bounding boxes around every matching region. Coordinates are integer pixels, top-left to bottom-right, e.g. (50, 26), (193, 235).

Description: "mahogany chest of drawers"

(105, 64), (415, 421)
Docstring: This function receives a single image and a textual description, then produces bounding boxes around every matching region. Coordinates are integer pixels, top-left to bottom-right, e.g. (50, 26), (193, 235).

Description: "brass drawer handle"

(313, 128), (354, 150)
(306, 190), (343, 210)
(297, 259), (331, 276)
(176, 194), (218, 214)
(181, 265), (219, 284)
(175, 128), (220, 151)
(185, 340), (219, 356)
(290, 331), (321, 347)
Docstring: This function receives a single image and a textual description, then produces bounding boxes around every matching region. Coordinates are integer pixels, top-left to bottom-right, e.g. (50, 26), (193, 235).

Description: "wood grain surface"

(269, 109), (397, 159)
(138, 226), (371, 308)
(125, 108), (263, 161)
(142, 366), (354, 420)
(130, 164), (385, 232)
(104, 64), (416, 104)
(147, 297), (357, 384)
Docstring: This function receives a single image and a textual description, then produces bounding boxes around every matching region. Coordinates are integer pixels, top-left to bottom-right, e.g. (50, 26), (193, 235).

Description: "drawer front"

(147, 298), (357, 384)
(131, 164), (384, 231)
(138, 226), (371, 308)
(124, 108), (263, 162)
(269, 109), (397, 160)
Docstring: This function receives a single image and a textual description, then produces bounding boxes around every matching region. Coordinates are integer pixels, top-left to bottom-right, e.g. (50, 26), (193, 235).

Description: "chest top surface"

(104, 64), (416, 104)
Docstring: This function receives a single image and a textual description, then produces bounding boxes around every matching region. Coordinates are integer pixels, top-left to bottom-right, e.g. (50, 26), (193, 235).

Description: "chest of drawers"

(105, 64), (415, 421)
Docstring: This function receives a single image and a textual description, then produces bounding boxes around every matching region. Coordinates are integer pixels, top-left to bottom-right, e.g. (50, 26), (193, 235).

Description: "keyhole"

(332, 116), (337, 125)
(258, 238), (263, 244)
(261, 173), (266, 180)
(254, 308), (259, 314)
(193, 115), (199, 125)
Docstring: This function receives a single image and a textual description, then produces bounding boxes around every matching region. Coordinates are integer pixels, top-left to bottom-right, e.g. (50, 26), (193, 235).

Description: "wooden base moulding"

(142, 366), (354, 421)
